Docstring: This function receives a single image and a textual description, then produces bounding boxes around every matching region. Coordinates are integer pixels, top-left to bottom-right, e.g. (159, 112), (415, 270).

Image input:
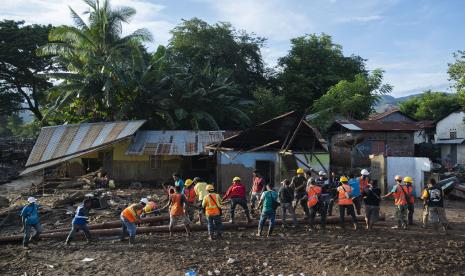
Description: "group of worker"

(19, 168), (451, 248)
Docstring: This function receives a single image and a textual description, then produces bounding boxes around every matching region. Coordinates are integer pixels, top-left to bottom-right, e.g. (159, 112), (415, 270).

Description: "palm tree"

(39, 0), (152, 122)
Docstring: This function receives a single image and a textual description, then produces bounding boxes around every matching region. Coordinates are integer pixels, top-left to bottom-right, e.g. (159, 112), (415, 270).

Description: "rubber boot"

(129, 236), (135, 245)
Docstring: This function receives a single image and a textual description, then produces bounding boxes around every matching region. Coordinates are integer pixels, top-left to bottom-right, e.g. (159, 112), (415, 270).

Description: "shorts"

(365, 205), (380, 222)
(169, 215), (190, 227)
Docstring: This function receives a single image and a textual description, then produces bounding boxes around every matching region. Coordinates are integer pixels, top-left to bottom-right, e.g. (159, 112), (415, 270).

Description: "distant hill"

(375, 93), (424, 112)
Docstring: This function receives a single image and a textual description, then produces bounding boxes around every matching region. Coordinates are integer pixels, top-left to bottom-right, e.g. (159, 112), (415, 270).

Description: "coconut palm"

(39, 0), (152, 122)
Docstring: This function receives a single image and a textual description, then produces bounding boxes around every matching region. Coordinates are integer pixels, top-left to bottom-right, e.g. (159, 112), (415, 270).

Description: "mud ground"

(1, 198), (465, 275)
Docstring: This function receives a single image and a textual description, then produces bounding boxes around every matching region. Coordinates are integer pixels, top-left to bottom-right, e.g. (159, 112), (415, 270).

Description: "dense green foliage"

(1, 0), (397, 137)
(399, 91), (460, 121)
(311, 69), (391, 131)
(277, 34), (367, 112)
(0, 20), (58, 122)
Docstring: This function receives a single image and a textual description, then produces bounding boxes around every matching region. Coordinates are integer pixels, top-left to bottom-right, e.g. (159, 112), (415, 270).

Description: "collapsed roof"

(206, 111), (328, 153)
(332, 119), (422, 132)
(126, 130), (226, 156)
(21, 120), (146, 175)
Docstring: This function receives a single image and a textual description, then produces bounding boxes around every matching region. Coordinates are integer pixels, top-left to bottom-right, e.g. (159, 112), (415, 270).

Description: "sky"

(2, 0), (465, 97)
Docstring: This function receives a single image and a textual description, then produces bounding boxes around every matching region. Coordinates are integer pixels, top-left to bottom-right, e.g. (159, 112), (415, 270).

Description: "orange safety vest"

(203, 193), (221, 217)
(184, 187), (196, 203)
(359, 177), (369, 193)
(337, 184), (353, 205)
(307, 185), (322, 207)
(121, 204), (142, 223)
(170, 193), (184, 216)
(394, 185), (413, 206)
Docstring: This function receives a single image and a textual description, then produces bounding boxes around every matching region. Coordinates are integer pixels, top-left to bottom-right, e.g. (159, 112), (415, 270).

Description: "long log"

(44, 215), (170, 233)
(0, 215), (384, 243)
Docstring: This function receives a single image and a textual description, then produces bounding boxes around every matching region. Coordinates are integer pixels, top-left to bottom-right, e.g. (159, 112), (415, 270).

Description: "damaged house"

(21, 120), (226, 185)
(206, 111), (328, 192)
(329, 119), (421, 172)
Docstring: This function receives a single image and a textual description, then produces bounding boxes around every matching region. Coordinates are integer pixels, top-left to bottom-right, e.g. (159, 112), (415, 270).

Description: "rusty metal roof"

(126, 130), (225, 156)
(24, 120), (146, 170)
(335, 119), (421, 131)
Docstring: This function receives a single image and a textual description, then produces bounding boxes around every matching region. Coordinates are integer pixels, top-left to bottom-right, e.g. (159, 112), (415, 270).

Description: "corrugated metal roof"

(25, 120), (146, 168)
(126, 130), (225, 156)
(435, 139), (465, 145)
(335, 119), (421, 131)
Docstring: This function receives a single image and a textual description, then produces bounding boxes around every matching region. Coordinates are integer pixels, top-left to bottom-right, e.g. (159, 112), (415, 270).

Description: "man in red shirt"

(250, 170), (265, 216)
(223, 177), (252, 223)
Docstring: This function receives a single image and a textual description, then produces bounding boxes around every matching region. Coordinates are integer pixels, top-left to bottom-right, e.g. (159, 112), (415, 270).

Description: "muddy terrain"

(1, 185), (465, 275)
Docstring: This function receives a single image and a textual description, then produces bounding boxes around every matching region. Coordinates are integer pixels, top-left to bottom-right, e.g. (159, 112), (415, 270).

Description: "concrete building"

(435, 111), (465, 167)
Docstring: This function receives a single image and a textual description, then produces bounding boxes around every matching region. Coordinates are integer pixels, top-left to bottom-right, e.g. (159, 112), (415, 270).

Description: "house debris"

(206, 111), (328, 192)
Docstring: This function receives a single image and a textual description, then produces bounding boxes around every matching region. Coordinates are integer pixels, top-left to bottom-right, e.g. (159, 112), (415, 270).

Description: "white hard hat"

(319, 171), (326, 176)
(361, 169), (370, 176)
(27, 197), (36, 203)
(140, 198), (149, 205)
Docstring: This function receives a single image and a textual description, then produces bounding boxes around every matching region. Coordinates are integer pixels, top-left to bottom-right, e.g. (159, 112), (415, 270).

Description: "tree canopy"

(399, 91), (461, 121)
(277, 33), (367, 112)
(0, 20), (58, 122)
(311, 69), (391, 131)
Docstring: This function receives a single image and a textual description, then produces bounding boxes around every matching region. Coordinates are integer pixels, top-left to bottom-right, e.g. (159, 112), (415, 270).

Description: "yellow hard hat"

(403, 176), (413, 183)
(340, 176), (348, 182)
(233, 176), (241, 182)
(185, 179), (193, 187)
(206, 184), (215, 191)
(296, 168), (304, 174)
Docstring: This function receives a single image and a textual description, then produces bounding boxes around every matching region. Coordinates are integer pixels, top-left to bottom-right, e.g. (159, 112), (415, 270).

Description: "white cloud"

(338, 15), (384, 23)
(203, 0), (312, 41)
(1, 0), (174, 49)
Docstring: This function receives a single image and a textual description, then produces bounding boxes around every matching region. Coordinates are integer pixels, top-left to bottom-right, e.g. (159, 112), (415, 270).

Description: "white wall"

(386, 157), (431, 197)
(436, 111), (465, 140)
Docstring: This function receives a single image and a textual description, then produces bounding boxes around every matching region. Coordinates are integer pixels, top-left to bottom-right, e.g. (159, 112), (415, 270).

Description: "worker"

(65, 198), (93, 245)
(223, 176), (252, 223)
(202, 184), (223, 240)
(307, 178), (326, 232)
(193, 177), (209, 225)
(250, 170), (265, 216)
(348, 173), (362, 215)
(405, 178), (417, 225)
(422, 179), (449, 234)
(257, 182), (279, 237)
(336, 176), (358, 230)
(421, 183), (429, 228)
(162, 185), (191, 237)
(172, 173), (184, 193)
(120, 201), (145, 244)
(291, 168), (310, 218)
(317, 171), (336, 216)
(359, 169), (370, 195)
(382, 175), (413, 229)
(279, 179), (297, 228)
(361, 180), (381, 230)
(20, 197), (42, 249)
(183, 179), (197, 222)
(142, 198), (160, 217)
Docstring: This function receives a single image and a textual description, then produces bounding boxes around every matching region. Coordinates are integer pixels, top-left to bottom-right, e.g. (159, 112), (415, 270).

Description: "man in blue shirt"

(66, 198), (93, 245)
(348, 174), (362, 215)
(172, 173), (184, 193)
(257, 183), (279, 237)
(20, 197), (42, 248)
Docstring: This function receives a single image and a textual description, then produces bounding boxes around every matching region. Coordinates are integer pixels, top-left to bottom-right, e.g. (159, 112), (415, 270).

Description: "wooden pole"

(0, 215), (384, 243)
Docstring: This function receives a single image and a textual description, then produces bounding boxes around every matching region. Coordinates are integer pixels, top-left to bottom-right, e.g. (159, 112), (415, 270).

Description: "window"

(150, 155), (162, 169)
(450, 131), (457, 139)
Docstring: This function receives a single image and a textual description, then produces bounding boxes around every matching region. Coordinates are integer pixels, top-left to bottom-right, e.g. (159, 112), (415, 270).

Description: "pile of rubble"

(0, 172), (168, 236)
(0, 137), (35, 184)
